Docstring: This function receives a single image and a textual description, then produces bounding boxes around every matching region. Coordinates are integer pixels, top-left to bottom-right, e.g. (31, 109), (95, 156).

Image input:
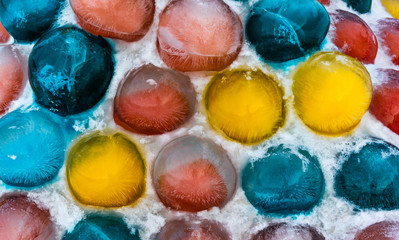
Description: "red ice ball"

(153, 135), (237, 212)
(0, 21), (10, 43)
(370, 69), (399, 134)
(70, 0), (155, 41)
(252, 223), (325, 240)
(114, 64), (196, 135)
(378, 18), (399, 65)
(0, 46), (25, 116)
(330, 10), (378, 64)
(354, 221), (399, 240)
(157, 0), (243, 71)
(0, 194), (56, 240)
(318, 0), (330, 5)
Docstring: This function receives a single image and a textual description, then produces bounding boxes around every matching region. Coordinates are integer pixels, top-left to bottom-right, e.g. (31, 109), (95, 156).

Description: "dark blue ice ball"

(343, 0), (371, 13)
(0, 110), (65, 187)
(335, 139), (399, 210)
(0, 0), (64, 42)
(29, 26), (114, 116)
(242, 145), (325, 216)
(246, 0), (330, 62)
(63, 215), (141, 240)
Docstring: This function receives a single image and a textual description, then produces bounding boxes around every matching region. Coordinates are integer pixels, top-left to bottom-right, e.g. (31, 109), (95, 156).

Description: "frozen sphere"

(381, 0), (399, 19)
(0, 21), (10, 43)
(343, 0), (371, 13)
(377, 18), (399, 66)
(354, 221), (399, 240)
(252, 223), (325, 240)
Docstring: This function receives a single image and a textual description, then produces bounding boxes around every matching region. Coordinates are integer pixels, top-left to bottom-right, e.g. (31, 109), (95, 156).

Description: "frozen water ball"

(70, 0), (154, 42)
(330, 10), (378, 64)
(377, 18), (399, 66)
(354, 221), (399, 240)
(153, 135), (237, 212)
(382, 0), (399, 19)
(343, 0), (372, 13)
(252, 223), (325, 240)
(0, 194), (56, 239)
(0, 21), (10, 43)
(67, 132), (145, 208)
(246, 0), (329, 62)
(335, 139), (399, 210)
(157, 0), (243, 71)
(0, 46), (25, 116)
(63, 214), (141, 240)
(204, 69), (284, 144)
(156, 219), (230, 240)
(114, 64), (196, 135)
(29, 26), (114, 116)
(242, 145), (325, 216)
(370, 69), (399, 134)
(0, 0), (64, 42)
(293, 51), (372, 135)
(0, 110), (65, 187)
(318, 0), (330, 5)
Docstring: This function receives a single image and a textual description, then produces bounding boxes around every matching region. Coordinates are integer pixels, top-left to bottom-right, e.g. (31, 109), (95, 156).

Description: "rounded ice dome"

(0, 0), (64, 42)
(377, 18), (399, 66)
(155, 219), (231, 240)
(252, 223), (325, 240)
(204, 69), (284, 144)
(153, 135), (237, 212)
(70, 0), (155, 42)
(381, 0), (399, 19)
(29, 26), (114, 116)
(293, 51), (372, 135)
(246, 0), (329, 62)
(157, 0), (243, 71)
(63, 214), (141, 240)
(0, 110), (65, 187)
(0, 194), (56, 239)
(114, 64), (196, 135)
(66, 132), (146, 208)
(335, 139), (399, 210)
(343, 0), (372, 13)
(354, 221), (399, 240)
(242, 145), (325, 216)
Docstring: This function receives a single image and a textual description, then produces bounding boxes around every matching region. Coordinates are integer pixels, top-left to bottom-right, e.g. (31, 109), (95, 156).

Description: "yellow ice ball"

(292, 52), (372, 135)
(66, 132), (146, 208)
(382, 0), (399, 19)
(204, 69), (284, 144)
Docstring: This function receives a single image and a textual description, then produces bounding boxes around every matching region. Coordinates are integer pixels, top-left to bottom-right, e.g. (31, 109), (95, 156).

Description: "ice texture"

(0, 0), (64, 42)
(343, 0), (372, 13)
(0, 46), (25, 116)
(155, 219), (231, 240)
(0, 21), (9, 43)
(66, 132), (146, 208)
(0, 110), (65, 187)
(370, 69), (399, 134)
(153, 135), (237, 212)
(204, 69), (284, 144)
(381, 0), (399, 18)
(70, 0), (155, 42)
(335, 139), (399, 210)
(63, 214), (141, 240)
(252, 223), (325, 240)
(318, 0), (330, 5)
(292, 51), (372, 135)
(0, 194), (56, 240)
(246, 0), (330, 62)
(157, 0), (243, 71)
(354, 221), (399, 240)
(330, 10), (378, 64)
(29, 26), (114, 116)
(114, 64), (196, 135)
(242, 145), (325, 216)
(377, 18), (399, 65)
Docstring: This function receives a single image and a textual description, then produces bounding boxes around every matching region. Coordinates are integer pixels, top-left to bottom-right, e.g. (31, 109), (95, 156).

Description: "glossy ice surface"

(204, 69), (284, 144)
(246, 0), (330, 62)
(0, 21), (10, 43)
(0, 195), (56, 240)
(242, 145), (325, 216)
(0, 110), (65, 187)
(252, 223), (325, 240)
(354, 221), (399, 240)
(0, 0), (64, 42)
(330, 10), (378, 64)
(335, 139), (399, 210)
(70, 0), (155, 42)
(318, 0), (330, 5)
(63, 214), (141, 240)
(382, 0), (399, 18)
(378, 18), (399, 65)
(153, 135), (237, 212)
(343, 0), (372, 13)
(66, 132), (145, 208)
(0, 46), (25, 116)
(293, 52), (372, 135)
(29, 26), (114, 116)
(114, 64), (196, 135)
(156, 219), (230, 240)
(157, 0), (243, 71)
